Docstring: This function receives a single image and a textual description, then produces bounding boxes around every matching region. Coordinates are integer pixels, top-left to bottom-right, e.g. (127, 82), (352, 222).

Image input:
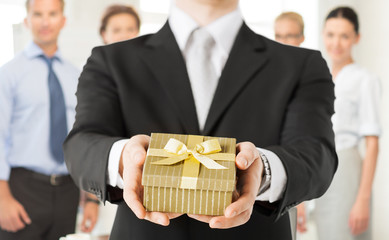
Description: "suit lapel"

(140, 22), (200, 134)
(203, 23), (269, 135)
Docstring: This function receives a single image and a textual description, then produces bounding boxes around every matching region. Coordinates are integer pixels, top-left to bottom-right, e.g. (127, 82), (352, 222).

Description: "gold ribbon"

(147, 136), (235, 189)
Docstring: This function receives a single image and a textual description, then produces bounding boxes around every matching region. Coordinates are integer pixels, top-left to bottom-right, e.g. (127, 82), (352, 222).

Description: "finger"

(224, 191), (254, 219)
(297, 215), (307, 233)
(81, 214), (93, 232)
(125, 144), (147, 169)
(123, 136), (149, 219)
(349, 216), (356, 235)
(353, 221), (362, 236)
(235, 158), (262, 201)
(236, 142), (259, 170)
(125, 135), (150, 161)
(144, 211), (170, 226)
(89, 218), (97, 231)
(354, 220), (361, 235)
(19, 206), (31, 225)
(0, 219), (14, 232)
(80, 217), (87, 231)
(0, 221), (13, 232)
(297, 224), (307, 233)
(122, 135), (150, 173)
(360, 219), (368, 233)
(123, 184), (146, 220)
(12, 211), (26, 232)
(354, 219), (368, 236)
(8, 218), (24, 232)
(187, 214), (213, 223)
(209, 209), (252, 229)
(166, 213), (184, 220)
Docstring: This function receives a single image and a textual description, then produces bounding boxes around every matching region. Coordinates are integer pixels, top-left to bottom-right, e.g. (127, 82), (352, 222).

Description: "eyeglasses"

(275, 33), (303, 41)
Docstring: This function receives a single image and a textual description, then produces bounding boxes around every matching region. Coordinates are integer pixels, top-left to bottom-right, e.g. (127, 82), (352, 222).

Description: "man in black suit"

(64, 0), (337, 239)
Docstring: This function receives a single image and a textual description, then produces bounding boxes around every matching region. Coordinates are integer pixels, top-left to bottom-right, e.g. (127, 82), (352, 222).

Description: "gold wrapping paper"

(142, 133), (236, 215)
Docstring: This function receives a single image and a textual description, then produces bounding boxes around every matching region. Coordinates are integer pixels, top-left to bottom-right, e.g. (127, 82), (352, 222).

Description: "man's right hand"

(0, 180), (31, 232)
(119, 135), (182, 226)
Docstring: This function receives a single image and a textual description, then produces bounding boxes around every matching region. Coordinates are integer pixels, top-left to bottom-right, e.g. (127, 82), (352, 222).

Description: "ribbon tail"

(151, 153), (189, 165)
(192, 152), (227, 169)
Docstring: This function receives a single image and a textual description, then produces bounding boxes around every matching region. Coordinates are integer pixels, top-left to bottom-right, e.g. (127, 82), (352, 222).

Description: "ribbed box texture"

(142, 133), (236, 216)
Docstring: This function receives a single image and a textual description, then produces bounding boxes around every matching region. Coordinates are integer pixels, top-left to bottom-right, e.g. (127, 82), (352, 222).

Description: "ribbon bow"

(147, 136), (235, 189)
(150, 138), (227, 169)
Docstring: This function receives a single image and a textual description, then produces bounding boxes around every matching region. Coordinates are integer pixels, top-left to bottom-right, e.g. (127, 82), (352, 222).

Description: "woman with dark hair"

(313, 6), (381, 240)
(99, 4), (141, 44)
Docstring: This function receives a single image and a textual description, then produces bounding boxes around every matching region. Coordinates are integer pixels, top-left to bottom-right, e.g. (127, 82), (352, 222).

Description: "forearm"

(86, 192), (99, 201)
(356, 136), (379, 202)
(0, 180), (13, 201)
(64, 131), (122, 198)
(64, 46), (127, 199)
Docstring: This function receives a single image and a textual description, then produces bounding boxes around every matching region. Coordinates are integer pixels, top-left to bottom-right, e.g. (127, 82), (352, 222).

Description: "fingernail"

(241, 158), (248, 167)
(228, 211), (237, 218)
(158, 218), (166, 225)
(212, 221), (221, 228)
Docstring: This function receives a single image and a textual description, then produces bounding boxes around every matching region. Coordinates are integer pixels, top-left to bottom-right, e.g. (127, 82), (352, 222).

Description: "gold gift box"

(142, 133), (236, 216)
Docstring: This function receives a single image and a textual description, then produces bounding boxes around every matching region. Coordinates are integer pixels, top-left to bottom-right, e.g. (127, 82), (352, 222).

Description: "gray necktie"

(186, 28), (218, 131)
(41, 55), (68, 164)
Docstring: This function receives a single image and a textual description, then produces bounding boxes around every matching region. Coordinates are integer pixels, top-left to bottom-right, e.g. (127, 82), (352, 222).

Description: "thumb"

(80, 215), (91, 232)
(18, 205), (31, 225)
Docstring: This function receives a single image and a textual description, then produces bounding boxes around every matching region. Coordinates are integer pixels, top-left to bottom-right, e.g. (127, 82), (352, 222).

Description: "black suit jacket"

(64, 22), (337, 240)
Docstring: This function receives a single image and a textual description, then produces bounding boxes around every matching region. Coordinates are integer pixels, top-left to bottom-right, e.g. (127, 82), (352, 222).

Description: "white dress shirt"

(107, 4), (287, 203)
(333, 63), (381, 150)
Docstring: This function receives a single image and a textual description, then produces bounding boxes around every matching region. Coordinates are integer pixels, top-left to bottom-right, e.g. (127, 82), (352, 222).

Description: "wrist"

(0, 180), (14, 201)
(119, 141), (130, 178)
(257, 150), (271, 195)
(86, 197), (100, 205)
(356, 193), (372, 203)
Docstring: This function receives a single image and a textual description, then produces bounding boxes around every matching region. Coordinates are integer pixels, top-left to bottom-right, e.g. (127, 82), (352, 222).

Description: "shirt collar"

(169, 4), (243, 56)
(24, 41), (63, 63)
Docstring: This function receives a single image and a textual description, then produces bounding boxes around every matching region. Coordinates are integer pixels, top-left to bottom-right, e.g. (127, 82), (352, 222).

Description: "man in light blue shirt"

(0, 0), (96, 239)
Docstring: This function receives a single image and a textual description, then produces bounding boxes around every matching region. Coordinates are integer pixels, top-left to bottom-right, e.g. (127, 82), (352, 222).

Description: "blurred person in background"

(79, 4), (141, 237)
(99, 4), (141, 45)
(0, 0), (98, 238)
(313, 6), (381, 240)
(80, 4), (142, 234)
(274, 11), (305, 47)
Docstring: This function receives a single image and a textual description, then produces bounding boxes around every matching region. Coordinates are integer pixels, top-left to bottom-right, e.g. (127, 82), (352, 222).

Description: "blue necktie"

(41, 55), (68, 164)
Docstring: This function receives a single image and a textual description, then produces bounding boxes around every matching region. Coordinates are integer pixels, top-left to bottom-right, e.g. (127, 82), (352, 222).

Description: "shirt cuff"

(107, 139), (129, 189)
(255, 148), (287, 203)
(359, 124), (381, 137)
(0, 157), (10, 181)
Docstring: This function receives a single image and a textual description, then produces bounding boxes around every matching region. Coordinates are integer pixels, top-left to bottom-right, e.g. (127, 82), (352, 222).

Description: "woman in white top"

(312, 6), (381, 240)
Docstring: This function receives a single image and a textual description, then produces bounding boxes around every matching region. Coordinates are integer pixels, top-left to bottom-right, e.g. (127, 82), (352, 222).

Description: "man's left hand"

(188, 142), (263, 228)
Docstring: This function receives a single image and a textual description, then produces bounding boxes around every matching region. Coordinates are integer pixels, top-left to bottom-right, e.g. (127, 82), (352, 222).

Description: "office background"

(0, 0), (388, 239)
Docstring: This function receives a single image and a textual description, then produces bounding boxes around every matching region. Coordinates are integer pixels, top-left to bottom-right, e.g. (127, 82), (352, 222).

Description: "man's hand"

(0, 181), (31, 232)
(80, 193), (99, 233)
(188, 142), (263, 228)
(120, 135), (182, 226)
(296, 203), (307, 233)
